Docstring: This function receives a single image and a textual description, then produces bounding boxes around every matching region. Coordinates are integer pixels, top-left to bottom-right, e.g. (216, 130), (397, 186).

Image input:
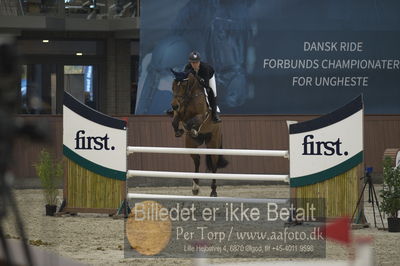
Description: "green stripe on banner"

(63, 145), (126, 181)
(290, 151), (363, 187)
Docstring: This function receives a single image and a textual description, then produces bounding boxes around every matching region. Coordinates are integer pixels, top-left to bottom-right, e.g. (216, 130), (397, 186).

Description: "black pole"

(370, 179), (386, 230)
(369, 181), (377, 228)
(352, 167), (385, 229)
(0, 36), (46, 266)
(351, 180), (368, 223)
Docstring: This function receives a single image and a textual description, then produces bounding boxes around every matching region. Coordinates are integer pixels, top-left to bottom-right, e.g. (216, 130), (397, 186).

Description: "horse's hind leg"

(207, 154), (219, 197)
(206, 130), (221, 197)
(192, 178), (200, 195)
(210, 179), (217, 197)
(191, 154), (200, 195)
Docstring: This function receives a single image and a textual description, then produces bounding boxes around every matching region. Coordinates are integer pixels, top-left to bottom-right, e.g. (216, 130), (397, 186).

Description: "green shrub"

(381, 157), (400, 218)
(33, 149), (63, 206)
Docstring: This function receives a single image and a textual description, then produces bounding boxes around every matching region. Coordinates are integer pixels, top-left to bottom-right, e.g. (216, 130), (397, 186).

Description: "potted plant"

(33, 149), (63, 216)
(381, 156), (400, 232)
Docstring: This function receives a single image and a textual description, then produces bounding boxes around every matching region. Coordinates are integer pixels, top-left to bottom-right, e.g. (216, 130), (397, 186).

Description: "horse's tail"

(206, 143), (229, 171)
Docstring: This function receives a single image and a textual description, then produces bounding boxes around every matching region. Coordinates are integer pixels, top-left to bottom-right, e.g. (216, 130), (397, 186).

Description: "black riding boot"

(207, 89), (222, 123)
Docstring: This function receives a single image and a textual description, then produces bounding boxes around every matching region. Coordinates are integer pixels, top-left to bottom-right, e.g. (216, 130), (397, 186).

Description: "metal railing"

(0, 0), (24, 16)
(0, 0), (139, 19)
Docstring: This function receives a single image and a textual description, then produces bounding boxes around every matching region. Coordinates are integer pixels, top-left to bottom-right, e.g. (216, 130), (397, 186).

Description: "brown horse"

(170, 70), (228, 197)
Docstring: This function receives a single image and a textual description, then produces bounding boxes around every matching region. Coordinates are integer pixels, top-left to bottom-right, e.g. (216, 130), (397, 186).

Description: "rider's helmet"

(188, 51), (201, 62)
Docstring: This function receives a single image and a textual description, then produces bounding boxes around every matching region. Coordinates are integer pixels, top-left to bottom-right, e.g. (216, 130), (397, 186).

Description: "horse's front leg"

(209, 155), (218, 197)
(172, 115), (184, 137)
(191, 154), (200, 195)
(186, 115), (204, 138)
(186, 135), (201, 196)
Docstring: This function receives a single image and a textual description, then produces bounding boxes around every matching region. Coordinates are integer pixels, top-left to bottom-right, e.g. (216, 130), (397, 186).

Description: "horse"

(170, 69), (228, 197)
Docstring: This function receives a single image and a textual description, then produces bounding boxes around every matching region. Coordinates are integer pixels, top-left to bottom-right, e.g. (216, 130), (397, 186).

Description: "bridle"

(173, 78), (191, 111)
(173, 75), (210, 134)
(173, 76), (206, 114)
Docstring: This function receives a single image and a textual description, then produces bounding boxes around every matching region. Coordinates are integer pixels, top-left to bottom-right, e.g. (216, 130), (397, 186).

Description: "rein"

(175, 78), (205, 117)
(182, 110), (210, 136)
(174, 76), (209, 135)
(196, 111), (211, 133)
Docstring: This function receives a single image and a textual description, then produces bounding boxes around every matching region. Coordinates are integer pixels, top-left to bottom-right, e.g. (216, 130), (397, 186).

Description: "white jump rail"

(126, 146), (290, 183)
(127, 170), (289, 183)
(127, 146), (289, 158)
(127, 193), (289, 204)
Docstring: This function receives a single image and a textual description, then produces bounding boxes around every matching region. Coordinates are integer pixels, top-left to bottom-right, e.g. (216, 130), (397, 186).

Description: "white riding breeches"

(208, 74), (220, 112)
(209, 74), (217, 96)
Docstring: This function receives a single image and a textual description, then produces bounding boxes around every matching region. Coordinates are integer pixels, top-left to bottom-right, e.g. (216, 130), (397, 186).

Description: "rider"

(167, 51), (222, 123)
(186, 51), (222, 123)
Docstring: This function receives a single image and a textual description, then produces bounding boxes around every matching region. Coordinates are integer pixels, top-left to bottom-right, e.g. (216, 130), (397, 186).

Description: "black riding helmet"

(188, 51), (201, 62)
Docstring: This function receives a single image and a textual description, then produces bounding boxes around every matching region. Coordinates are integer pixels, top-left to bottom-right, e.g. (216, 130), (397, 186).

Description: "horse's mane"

(170, 70), (203, 95)
(170, 69), (189, 81)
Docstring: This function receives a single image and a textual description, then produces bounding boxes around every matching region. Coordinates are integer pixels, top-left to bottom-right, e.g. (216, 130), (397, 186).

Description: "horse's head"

(170, 69), (206, 117)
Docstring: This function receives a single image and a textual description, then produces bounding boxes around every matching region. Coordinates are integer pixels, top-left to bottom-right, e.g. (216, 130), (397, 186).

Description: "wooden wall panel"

(364, 115), (400, 172)
(12, 115), (63, 182)
(12, 114), (400, 184)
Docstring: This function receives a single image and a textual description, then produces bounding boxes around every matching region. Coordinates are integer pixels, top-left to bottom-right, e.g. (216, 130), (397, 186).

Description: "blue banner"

(136, 0), (400, 115)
